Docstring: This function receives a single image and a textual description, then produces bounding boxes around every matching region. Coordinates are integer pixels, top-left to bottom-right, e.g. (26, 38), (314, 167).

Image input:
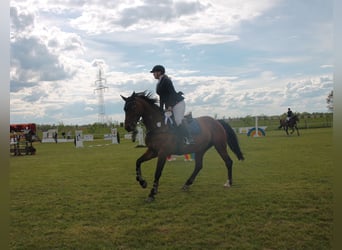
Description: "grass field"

(10, 128), (333, 249)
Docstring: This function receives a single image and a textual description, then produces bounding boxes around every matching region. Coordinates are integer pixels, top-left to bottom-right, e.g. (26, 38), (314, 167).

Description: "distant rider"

(286, 108), (293, 123)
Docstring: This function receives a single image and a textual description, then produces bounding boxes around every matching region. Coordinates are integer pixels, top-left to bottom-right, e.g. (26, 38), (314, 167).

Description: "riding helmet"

(150, 65), (165, 74)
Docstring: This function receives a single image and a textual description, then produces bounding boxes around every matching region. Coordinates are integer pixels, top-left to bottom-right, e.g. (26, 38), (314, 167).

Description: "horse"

(121, 91), (244, 202)
(278, 115), (300, 136)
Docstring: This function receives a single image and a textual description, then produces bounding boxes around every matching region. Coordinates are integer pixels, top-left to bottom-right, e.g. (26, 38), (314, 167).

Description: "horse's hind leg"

(182, 152), (204, 191)
(214, 143), (233, 187)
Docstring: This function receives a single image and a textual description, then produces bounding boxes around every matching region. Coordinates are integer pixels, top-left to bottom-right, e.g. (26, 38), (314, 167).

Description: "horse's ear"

(120, 95), (127, 101)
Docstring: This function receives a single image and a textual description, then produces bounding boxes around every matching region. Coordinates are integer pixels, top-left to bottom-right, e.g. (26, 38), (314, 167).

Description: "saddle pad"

(188, 119), (201, 135)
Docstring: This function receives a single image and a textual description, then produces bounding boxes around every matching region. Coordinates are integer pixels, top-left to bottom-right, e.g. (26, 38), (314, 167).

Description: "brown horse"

(278, 115), (300, 136)
(121, 91), (244, 202)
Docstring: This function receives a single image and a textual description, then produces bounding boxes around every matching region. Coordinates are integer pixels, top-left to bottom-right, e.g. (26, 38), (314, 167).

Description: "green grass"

(10, 128), (333, 249)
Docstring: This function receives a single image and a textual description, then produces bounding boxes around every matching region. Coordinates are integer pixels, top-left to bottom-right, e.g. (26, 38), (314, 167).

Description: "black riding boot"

(179, 121), (195, 145)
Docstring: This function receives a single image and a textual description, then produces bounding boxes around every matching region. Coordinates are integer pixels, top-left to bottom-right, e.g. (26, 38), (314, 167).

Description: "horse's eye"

(124, 102), (135, 112)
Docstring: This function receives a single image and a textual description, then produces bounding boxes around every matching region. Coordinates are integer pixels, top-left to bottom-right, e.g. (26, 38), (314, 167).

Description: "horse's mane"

(134, 91), (159, 108)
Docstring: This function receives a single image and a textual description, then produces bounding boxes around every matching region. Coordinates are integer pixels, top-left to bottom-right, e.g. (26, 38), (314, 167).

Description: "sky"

(10, 0), (333, 125)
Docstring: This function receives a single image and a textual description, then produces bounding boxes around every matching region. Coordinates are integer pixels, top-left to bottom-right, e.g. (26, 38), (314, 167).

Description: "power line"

(94, 66), (108, 124)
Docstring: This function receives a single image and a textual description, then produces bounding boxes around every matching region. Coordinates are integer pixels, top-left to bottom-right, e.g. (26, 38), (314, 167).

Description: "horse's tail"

(218, 120), (244, 160)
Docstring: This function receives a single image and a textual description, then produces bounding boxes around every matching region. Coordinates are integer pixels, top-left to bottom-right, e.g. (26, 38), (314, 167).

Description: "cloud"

(281, 75), (333, 110)
(10, 6), (35, 35)
(159, 33), (239, 45)
(69, 0), (208, 33)
(11, 37), (71, 90)
(116, 0), (208, 28)
(10, 80), (38, 92)
(267, 56), (312, 64)
(9, 0), (333, 124)
(10, 5), (84, 94)
(284, 76), (333, 98)
(91, 59), (106, 68)
(22, 88), (49, 103)
(68, 0), (278, 46)
(320, 64), (334, 69)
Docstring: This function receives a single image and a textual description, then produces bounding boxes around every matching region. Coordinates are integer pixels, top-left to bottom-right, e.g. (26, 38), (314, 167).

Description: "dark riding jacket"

(156, 75), (184, 111)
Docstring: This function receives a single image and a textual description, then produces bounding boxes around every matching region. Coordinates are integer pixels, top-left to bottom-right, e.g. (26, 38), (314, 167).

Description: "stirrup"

(184, 137), (195, 145)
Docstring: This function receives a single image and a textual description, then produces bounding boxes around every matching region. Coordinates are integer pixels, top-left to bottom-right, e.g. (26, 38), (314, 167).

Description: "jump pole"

(254, 116), (259, 137)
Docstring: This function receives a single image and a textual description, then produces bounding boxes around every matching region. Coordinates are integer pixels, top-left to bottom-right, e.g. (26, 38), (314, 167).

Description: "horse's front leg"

(296, 126), (300, 136)
(136, 148), (157, 189)
(146, 155), (167, 202)
(290, 126), (295, 134)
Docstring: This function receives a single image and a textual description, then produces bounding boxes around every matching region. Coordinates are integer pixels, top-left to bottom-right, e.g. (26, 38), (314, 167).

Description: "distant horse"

(24, 129), (41, 143)
(121, 91), (244, 202)
(278, 115), (300, 136)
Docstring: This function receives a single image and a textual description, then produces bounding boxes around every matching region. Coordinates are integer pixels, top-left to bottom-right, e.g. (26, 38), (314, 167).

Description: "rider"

(286, 108), (293, 123)
(150, 65), (194, 144)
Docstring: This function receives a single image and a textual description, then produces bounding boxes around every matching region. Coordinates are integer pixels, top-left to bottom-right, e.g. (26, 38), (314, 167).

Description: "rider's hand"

(165, 110), (172, 117)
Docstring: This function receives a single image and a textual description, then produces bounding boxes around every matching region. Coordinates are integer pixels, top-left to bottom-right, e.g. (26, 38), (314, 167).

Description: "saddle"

(183, 113), (201, 135)
(286, 116), (294, 125)
(164, 111), (200, 135)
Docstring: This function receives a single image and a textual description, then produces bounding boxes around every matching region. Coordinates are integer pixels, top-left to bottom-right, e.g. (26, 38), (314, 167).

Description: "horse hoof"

(223, 182), (231, 188)
(140, 180), (147, 188)
(145, 196), (154, 202)
(182, 185), (190, 191)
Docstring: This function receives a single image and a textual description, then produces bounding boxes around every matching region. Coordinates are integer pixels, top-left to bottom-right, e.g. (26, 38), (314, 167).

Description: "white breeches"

(172, 100), (185, 126)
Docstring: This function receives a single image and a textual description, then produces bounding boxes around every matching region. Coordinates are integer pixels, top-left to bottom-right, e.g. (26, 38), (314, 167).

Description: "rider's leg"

(172, 101), (185, 126)
(173, 101), (194, 144)
(181, 119), (195, 144)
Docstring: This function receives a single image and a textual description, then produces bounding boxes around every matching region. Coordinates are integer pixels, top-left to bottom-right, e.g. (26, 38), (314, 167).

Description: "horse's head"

(292, 115), (299, 122)
(121, 91), (159, 132)
(121, 92), (142, 132)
